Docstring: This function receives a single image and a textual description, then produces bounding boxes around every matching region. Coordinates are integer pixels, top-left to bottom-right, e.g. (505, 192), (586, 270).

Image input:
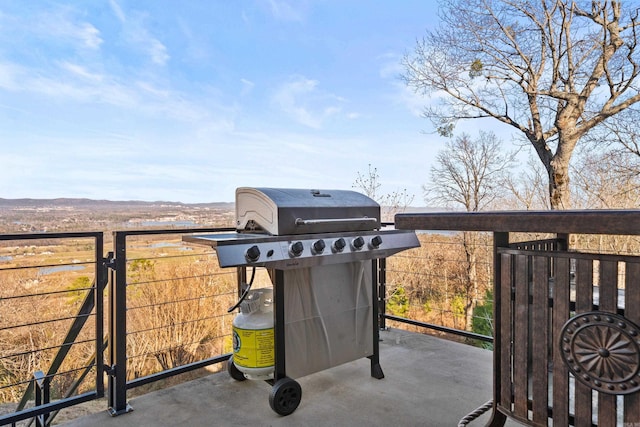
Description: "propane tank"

(231, 288), (274, 380)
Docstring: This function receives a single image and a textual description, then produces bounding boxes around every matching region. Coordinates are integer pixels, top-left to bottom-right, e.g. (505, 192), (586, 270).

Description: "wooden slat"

(574, 258), (593, 427)
(552, 257), (570, 425)
(531, 255), (549, 424)
(598, 260), (618, 427)
(513, 254), (529, 419)
(499, 253), (513, 413)
(624, 261), (640, 425)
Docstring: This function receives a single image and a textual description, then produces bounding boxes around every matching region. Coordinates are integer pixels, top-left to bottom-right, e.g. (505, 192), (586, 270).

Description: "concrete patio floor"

(62, 328), (517, 427)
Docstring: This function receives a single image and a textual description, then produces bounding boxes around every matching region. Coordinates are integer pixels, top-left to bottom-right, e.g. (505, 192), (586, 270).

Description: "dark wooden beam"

(394, 210), (640, 235)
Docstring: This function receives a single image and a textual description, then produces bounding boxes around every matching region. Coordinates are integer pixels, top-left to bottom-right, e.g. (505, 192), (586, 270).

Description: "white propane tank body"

(231, 288), (274, 380)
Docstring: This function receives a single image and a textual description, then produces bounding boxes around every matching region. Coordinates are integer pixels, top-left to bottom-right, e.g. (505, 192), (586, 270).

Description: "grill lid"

(236, 187), (380, 235)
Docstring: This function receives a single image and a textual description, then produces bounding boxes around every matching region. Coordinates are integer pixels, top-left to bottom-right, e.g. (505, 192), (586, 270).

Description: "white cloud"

(109, 0), (169, 66)
(378, 52), (403, 79)
(122, 25), (169, 67)
(45, 19), (103, 50)
(75, 22), (103, 50)
(108, 0), (126, 23)
(375, 52), (430, 117)
(267, 0), (308, 22)
(0, 62), (21, 91)
(24, 8), (103, 51)
(240, 78), (255, 96)
(272, 75), (345, 129)
(394, 82), (428, 117)
(0, 57), (232, 126)
(59, 62), (104, 82)
(376, 54), (428, 118)
(147, 38), (170, 66)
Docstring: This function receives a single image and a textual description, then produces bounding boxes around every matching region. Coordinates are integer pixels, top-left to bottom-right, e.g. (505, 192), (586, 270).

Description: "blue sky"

(0, 0), (448, 204)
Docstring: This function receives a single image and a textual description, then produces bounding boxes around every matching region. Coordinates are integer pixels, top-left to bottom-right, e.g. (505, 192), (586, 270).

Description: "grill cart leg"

(369, 357), (385, 380)
(269, 270), (302, 415)
(370, 259), (384, 379)
(273, 270), (287, 382)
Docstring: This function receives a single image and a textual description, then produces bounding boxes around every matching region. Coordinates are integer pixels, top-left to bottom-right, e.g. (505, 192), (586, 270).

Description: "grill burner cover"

(236, 187), (381, 235)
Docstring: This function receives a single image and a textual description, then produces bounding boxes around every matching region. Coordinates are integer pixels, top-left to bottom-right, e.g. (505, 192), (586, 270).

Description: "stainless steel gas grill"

(183, 187), (419, 415)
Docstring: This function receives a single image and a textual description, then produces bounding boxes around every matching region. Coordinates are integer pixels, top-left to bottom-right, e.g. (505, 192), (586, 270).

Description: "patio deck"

(61, 328), (515, 427)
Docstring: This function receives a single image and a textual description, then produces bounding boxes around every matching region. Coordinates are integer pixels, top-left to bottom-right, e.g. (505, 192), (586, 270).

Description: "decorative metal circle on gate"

(560, 312), (640, 395)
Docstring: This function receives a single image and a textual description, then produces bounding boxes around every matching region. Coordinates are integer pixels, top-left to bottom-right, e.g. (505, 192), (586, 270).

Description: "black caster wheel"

(269, 377), (302, 416)
(227, 356), (246, 381)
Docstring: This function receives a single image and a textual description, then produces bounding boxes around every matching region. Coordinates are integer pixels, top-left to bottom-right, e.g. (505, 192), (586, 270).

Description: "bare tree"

(353, 164), (383, 200)
(403, 0), (640, 209)
(572, 147), (640, 209)
(353, 164), (415, 222)
(583, 108), (640, 179)
(425, 131), (513, 330)
(424, 131), (514, 211)
(504, 155), (550, 210)
(571, 146), (640, 254)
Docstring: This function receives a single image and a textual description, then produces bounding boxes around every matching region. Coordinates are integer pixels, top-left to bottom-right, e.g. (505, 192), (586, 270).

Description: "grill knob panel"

(312, 239), (326, 254)
(352, 236), (365, 250)
(332, 238), (346, 253)
(245, 245), (261, 263)
(369, 235), (383, 249)
(289, 241), (304, 257)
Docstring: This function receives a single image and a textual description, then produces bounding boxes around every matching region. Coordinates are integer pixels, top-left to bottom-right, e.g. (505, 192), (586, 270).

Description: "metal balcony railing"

(1, 210), (640, 426)
(0, 232), (105, 427)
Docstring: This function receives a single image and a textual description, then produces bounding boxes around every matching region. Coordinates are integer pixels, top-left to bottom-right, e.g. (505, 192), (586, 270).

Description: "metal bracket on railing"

(104, 365), (116, 376)
(104, 252), (116, 270)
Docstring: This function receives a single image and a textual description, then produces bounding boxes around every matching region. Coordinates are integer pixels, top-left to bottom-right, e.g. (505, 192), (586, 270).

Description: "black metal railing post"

(107, 232), (132, 416)
(95, 236), (106, 399)
(33, 371), (50, 427)
(486, 231), (509, 427)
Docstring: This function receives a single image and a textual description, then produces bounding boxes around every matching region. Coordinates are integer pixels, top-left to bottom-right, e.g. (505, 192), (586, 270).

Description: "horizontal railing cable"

(127, 312), (233, 337)
(0, 337), (95, 361)
(0, 312), (94, 332)
(0, 285), (95, 301)
(126, 332), (231, 361)
(127, 291), (235, 311)
(125, 271), (235, 288)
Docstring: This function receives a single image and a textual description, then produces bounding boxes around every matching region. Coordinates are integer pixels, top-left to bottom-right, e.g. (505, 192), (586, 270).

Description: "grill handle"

(295, 217), (378, 227)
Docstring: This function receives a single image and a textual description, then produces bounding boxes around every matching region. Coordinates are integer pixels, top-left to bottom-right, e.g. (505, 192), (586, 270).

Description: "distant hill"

(0, 197), (442, 212)
(0, 198), (234, 209)
(399, 206), (448, 213)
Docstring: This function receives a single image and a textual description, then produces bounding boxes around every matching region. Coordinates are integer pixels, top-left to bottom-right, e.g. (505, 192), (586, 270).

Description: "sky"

(0, 0), (451, 204)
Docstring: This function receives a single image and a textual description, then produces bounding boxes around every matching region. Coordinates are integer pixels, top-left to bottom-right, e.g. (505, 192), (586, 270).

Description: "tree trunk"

(548, 162), (571, 210)
(535, 133), (578, 210)
(462, 231), (477, 331)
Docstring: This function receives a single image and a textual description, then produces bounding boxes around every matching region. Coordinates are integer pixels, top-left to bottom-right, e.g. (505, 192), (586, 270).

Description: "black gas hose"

(227, 266), (256, 313)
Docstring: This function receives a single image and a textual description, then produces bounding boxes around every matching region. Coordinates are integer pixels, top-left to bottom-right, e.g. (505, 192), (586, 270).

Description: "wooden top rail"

(394, 210), (640, 236)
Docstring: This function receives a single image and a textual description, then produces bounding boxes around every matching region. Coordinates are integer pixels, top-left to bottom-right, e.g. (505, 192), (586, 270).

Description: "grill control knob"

(332, 238), (346, 253)
(289, 241), (304, 257)
(352, 236), (365, 250)
(369, 235), (383, 249)
(245, 245), (261, 263)
(312, 239), (326, 254)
